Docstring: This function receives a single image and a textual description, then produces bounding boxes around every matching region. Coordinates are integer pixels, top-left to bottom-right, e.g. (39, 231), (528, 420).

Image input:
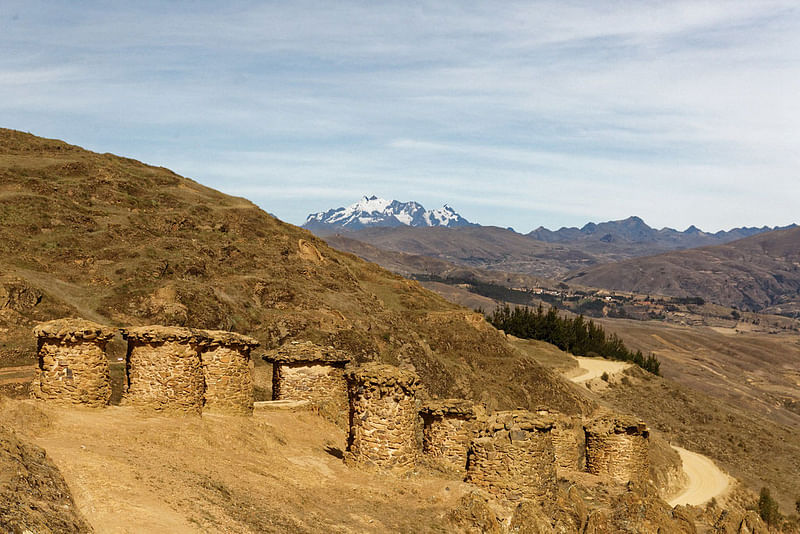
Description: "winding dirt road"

(668, 446), (730, 507)
(566, 357), (730, 506)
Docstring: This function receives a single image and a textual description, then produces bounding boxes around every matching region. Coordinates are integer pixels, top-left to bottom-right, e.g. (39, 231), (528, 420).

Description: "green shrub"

(758, 487), (781, 526)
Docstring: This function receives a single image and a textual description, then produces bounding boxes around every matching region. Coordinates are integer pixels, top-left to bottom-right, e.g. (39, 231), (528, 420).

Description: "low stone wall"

(263, 341), (349, 405)
(121, 326), (206, 414)
(584, 414), (649, 484)
(31, 319), (116, 407)
(420, 399), (485, 472)
(344, 363), (419, 471)
(198, 330), (259, 415)
(465, 410), (557, 504)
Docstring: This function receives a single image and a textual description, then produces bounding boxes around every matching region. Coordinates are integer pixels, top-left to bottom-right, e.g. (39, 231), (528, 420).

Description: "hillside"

(0, 128), (590, 416)
(564, 227), (800, 314)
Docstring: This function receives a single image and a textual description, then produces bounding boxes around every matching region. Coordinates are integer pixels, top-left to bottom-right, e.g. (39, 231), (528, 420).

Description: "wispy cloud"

(1, 1), (799, 231)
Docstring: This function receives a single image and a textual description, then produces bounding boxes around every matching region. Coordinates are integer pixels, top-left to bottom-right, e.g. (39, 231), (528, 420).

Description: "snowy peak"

(304, 196), (476, 232)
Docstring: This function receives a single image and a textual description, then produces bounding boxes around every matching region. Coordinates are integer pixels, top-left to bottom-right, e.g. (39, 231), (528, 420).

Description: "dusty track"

(567, 357), (630, 383)
(668, 446), (730, 507)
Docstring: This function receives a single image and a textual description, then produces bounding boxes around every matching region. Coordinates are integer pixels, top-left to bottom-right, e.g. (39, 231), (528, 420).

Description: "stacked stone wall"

(199, 330), (258, 415)
(344, 363), (419, 471)
(272, 362), (347, 404)
(584, 415), (649, 484)
(420, 400), (484, 472)
(549, 413), (584, 472)
(122, 327), (205, 414)
(465, 411), (557, 504)
(31, 319), (115, 407)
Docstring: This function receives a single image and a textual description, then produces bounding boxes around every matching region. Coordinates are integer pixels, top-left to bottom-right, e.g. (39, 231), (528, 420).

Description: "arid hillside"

(0, 128), (589, 415)
(565, 227), (800, 314)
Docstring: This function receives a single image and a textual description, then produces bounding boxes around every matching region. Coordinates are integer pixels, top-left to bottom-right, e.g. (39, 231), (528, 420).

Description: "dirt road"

(668, 446), (730, 507)
(567, 357), (630, 383)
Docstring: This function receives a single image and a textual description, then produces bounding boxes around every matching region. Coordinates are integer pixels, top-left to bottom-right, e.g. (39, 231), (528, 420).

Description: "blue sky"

(2, 1), (799, 232)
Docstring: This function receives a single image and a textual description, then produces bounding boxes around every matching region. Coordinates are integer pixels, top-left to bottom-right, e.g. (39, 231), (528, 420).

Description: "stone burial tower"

(31, 318), (117, 407)
(262, 341), (350, 404)
(344, 363), (419, 471)
(121, 326), (206, 414)
(584, 414), (650, 484)
(197, 330), (259, 415)
(466, 410), (557, 504)
(420, 399), (485, 472)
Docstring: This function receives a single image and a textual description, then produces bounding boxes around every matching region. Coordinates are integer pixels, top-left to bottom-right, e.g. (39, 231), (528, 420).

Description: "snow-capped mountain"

(303, 195), (476, 232)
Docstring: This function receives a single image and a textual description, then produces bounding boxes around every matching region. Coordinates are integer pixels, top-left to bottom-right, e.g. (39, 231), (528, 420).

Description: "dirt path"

(668, 446), (730, 507)
(567, 357), (630, 383)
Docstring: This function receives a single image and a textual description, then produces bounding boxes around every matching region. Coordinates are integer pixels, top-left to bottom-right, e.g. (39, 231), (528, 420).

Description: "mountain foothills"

(304, 195), (477, 232)
(1, 129), (799, 532)
(565, 226), (800, 315)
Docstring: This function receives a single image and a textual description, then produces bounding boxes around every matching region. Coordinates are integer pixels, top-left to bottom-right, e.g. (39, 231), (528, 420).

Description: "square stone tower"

(262, 341), (350, 404)
(31, 318), (116, 407)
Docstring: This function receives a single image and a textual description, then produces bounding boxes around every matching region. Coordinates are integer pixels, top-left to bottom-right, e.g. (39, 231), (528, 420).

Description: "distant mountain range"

(528, 216), (795, 249)
(303, 196), (476, 232)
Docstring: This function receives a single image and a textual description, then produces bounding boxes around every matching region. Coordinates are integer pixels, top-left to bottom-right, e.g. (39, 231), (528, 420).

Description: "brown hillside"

(0, 128), (591, 416)
(564, 226), (800, 313)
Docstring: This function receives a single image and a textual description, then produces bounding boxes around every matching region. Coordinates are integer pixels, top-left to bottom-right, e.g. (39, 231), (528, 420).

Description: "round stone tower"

(121, 326), (206, 414)
(344, 362), (419, 471)
(584, 414), (650, 484)
(262, 341), (350, 404)
(198, 330), (259, 415)
(31, 318), (116, 407)
(420, 399), (485, 472)
(466, 410), (557, 504)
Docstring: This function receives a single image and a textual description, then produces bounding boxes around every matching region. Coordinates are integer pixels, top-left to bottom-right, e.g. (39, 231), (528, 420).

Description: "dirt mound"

(0, 422), (91, 533)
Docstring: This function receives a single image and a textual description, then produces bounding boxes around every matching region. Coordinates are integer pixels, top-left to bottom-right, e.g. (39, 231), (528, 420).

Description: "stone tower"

(584, 414), (650, 484)
(466, 410), (557, 504)
(31, 318), (116, 407)
(420, 399), (485, 472)
(121, 326), (206, 414)
(344, 363), (419, 471)
(198, 330), (259, 415)
(262, 341), (350, 404)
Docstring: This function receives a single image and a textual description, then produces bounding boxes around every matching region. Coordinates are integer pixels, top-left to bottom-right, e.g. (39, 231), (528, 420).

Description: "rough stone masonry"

(262, 341), (350, 405)
(584, 413), (650, 484)
(420, 399), (485, 472)
(31, 318), (116, 407)
(344, 362), (419, 471)
(466, 410), (557, 505)
(121, 325), (206, 414)
(198, 329), (259, 415)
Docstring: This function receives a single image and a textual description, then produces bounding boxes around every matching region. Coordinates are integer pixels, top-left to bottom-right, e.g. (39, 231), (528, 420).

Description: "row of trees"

(484, 304), (661, 375)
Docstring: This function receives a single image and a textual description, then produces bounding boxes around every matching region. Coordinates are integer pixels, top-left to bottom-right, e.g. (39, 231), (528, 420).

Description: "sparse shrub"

(601, 372), (609, 382)
(758, 487), (782, 527)
(796, 497), (800, 515)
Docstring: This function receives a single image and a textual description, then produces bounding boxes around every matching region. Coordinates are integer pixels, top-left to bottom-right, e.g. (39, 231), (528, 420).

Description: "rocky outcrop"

(30, 318), (116, 407)
(344, 363), (419, 471)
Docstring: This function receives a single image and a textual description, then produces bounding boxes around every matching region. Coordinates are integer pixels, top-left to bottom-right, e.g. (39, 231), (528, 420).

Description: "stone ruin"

(121, 326), (207, 414)
(420, 399), (485, 472)
(584, 414), (650, 484)
(262, 341), (350, 404)
(198, 330), (259, 415)
(535, 409), (585, 472)
(31, 318), (116, 407)
(465, 410), (557, 504)
(344, 362), (419, 471)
